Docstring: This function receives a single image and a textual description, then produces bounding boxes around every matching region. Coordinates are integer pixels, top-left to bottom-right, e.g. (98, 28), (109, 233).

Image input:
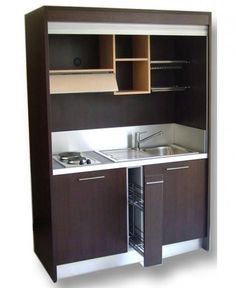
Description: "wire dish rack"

(129, 183), (144, 255)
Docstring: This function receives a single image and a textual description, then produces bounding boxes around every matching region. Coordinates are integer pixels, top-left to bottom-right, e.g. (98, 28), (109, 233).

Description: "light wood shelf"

(50, 69), (114, 75)
(115, 58), (148, 62)
(49, 35), (117, 94)
(49, 34), (152, 95)
(114, 90), (150, 95)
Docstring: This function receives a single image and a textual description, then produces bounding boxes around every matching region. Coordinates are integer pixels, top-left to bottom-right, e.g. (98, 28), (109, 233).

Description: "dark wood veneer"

(145, 160), (208, 245)
(25, 8), (56, 281)
(43, 6), (211, 25)
(144, 174), (163, 266)
(52, 169), (127, 265)
(51, 92), (175, 131)
(175, 37), (207, 129)
(49, 35), (102, 70)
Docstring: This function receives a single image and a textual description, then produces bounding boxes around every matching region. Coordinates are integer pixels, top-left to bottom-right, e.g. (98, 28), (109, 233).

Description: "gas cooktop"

(53, 151), (100, 167)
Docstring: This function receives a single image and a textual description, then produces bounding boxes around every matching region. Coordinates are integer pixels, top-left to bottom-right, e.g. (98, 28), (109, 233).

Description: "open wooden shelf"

(115, 35), (150, 58)
(49, 34), (115, 71)
(115, 60), (150, 95)
(49, 35), (117, 94)
(50, 69), (114, 75)
(114, 35), (150, 95)
(49, 34), (152, 95)
(116, 58), (148, 62)
(114, 90), (150, 95)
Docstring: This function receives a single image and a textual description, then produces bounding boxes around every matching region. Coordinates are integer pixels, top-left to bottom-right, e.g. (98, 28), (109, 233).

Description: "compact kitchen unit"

(25, 6), (211, 282)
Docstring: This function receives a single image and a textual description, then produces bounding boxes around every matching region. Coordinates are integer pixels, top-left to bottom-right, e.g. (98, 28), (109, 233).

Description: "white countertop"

(53, 152), (208, 175)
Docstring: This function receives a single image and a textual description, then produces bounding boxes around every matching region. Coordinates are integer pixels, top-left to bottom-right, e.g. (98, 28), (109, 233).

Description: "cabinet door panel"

(163, 160), (207, 244)
(52, 168), (127, 265)
(144, 160), (208, 245)
(144, 174), (163, 266)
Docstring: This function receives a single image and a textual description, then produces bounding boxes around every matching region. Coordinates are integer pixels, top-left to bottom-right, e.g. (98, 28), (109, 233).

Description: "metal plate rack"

(129, 183), (144, 255)
(150, 60), (190, 92)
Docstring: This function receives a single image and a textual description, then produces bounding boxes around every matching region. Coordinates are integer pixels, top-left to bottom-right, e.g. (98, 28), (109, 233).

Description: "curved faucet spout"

(135, 130), (164, 150)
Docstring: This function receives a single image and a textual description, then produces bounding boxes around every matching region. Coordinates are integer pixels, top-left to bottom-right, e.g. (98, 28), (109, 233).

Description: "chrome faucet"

(134, 130), (164, 150)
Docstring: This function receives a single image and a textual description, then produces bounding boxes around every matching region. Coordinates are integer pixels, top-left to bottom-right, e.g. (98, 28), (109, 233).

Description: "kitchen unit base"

(57, 239), (203, 280)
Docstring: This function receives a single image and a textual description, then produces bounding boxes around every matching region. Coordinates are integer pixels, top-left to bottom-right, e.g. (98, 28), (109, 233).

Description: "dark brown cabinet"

(52, 168), (127, 265)
(25, 6), (211, 282)
(144, 159), (208, 245)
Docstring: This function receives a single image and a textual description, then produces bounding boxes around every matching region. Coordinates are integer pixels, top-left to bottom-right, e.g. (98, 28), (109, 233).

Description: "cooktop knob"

(86, 159), (91, 164)
(79, 158), (87, 165)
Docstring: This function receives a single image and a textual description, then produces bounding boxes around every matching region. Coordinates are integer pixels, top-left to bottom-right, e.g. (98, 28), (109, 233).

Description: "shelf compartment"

(115, 35), (149, 59)
(50, 72), (118, 94)
(151, 86), (190, 92)
(49, 34), (114, 70)
(115, 60), (150, 95)
(114, 35), (150, 95)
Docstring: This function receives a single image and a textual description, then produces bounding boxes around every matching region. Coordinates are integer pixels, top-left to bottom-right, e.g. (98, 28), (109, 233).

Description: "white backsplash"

(51, 123), (207, 154)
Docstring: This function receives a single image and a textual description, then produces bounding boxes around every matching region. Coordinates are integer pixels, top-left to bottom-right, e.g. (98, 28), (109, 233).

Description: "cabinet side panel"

(25, 9), (56, 281)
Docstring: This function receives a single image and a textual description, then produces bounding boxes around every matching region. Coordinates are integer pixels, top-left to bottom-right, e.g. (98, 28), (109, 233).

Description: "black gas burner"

(54, 151), (99, 167)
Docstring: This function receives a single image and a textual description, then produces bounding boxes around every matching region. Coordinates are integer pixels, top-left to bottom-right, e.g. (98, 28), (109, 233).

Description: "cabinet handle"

(78, 176), (105, 181)
(166, 165), (189, 171)
(146, 180), (164, 185)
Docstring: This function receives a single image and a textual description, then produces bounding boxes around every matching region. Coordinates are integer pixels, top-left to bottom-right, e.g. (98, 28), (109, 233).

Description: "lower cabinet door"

(145, 159), (208, 245)
(52, 168), (127, 265)
(144, 174), (164, 266)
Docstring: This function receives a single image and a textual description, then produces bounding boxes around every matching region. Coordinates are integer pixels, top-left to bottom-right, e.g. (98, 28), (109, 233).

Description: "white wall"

(0, 0), (233, 287)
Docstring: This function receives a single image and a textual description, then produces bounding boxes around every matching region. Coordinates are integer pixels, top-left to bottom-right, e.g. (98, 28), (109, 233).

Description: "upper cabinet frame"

(44, 7), (210, 96)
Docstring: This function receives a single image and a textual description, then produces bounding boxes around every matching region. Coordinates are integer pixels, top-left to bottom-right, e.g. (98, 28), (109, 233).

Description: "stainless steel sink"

(98, 144), (198, 163)
(141, 145), (191, 156)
